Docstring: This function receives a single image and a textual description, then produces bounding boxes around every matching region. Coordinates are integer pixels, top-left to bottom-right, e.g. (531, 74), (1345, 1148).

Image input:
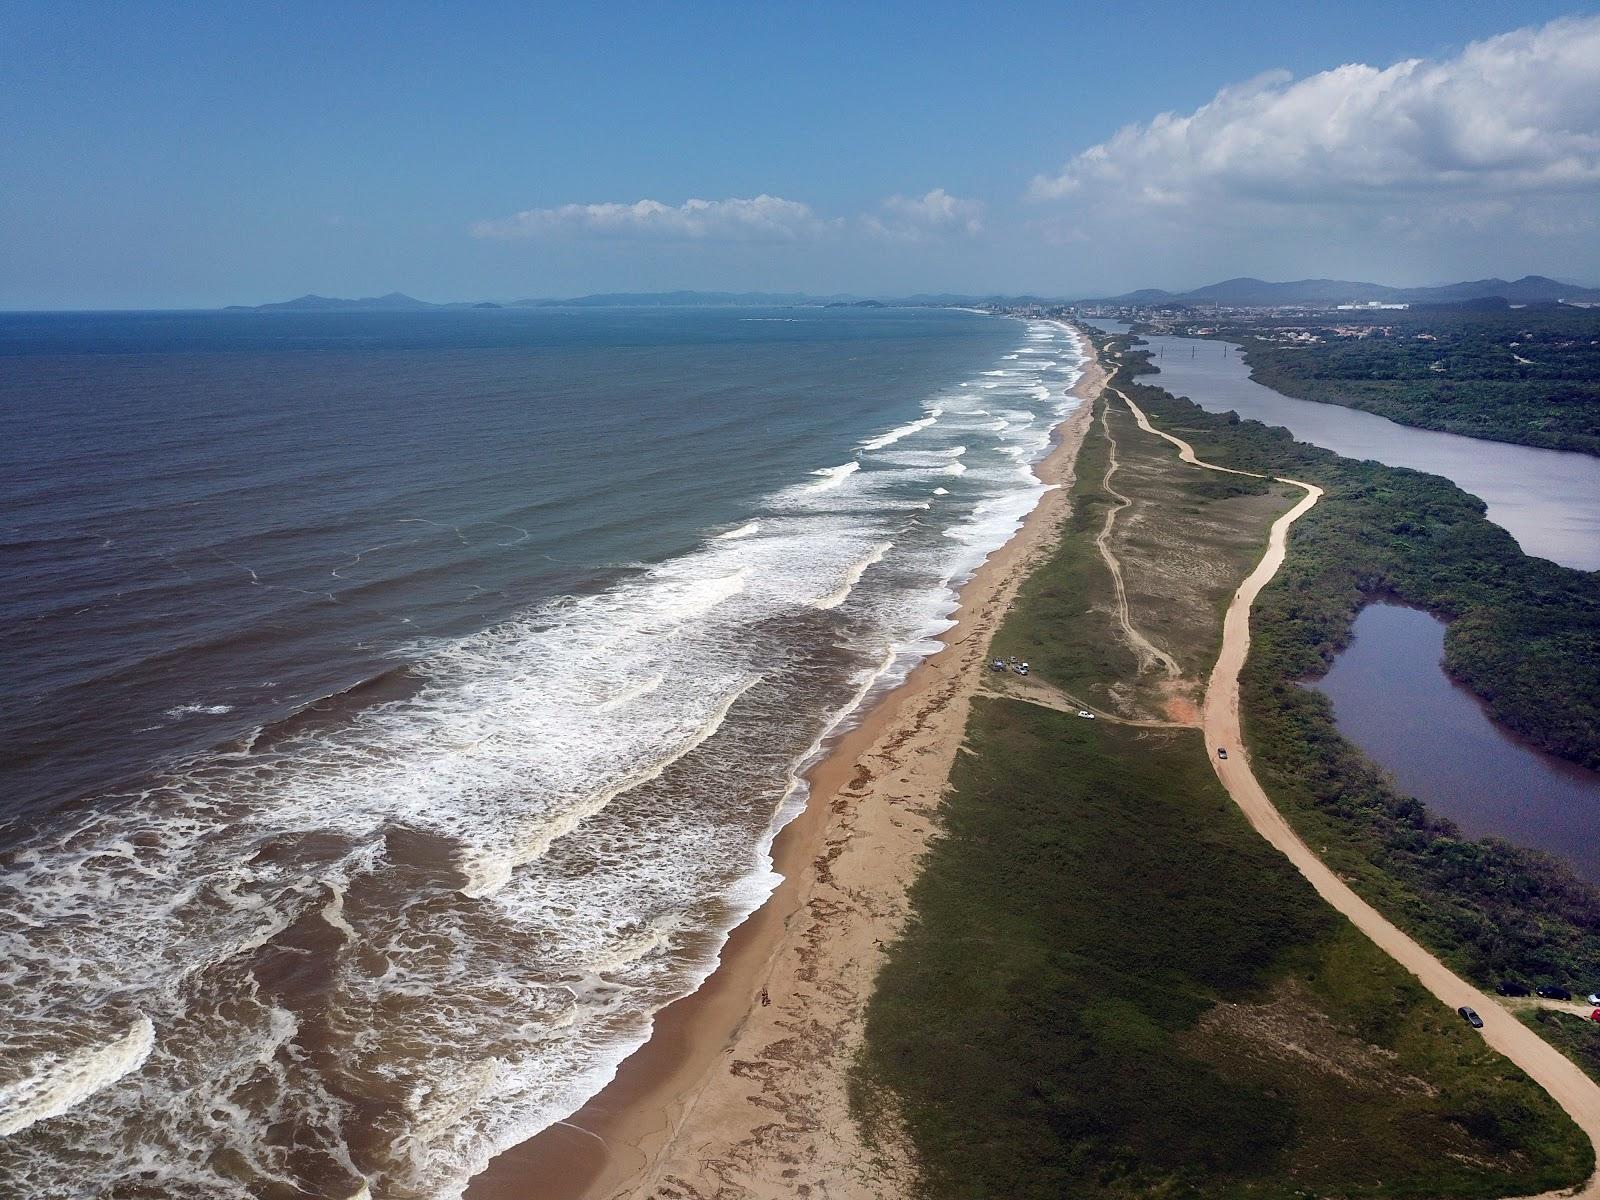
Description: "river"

(1084, 319), (1600, 572)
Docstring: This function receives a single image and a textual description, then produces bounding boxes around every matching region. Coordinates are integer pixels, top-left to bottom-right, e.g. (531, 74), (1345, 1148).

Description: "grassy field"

(1524, 1010), (1600, 1081)
(857, 700), (1591, 1198)
(991, 398), (1293, 723)
(986, 398), (1140, 713)
(855, 373), (1593, 1198)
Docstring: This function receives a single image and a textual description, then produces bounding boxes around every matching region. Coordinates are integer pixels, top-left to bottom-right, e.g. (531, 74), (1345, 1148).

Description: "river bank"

(1096, 325), (1600, 1054)
(1084, 320), (1600, 572)
(466, 336), (1107, 1200)
(1314, 603), (1600, 884)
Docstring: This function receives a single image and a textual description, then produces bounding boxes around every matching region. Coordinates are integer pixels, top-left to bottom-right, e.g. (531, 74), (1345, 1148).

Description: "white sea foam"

(593, 673), (665, 711)
(0, 314), (1095, 1200)
(813, 541), (893, 610)
(860, 413), (937, 451)
(454, 675), (760, 899)
(165, 703), (234, 718)
(807, 461), (860, 491)
(0, 1017), (155, 1137)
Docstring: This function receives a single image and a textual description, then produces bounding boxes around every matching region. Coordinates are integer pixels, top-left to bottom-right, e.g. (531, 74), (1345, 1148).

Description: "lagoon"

(1313, 603), (1600, 883)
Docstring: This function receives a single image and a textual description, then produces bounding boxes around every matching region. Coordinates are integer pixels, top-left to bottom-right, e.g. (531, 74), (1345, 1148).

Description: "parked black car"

(1537, 985), (1573, 1001)
(1496, 980), (1531, 997)
(1458, 1006), (1484, 1029)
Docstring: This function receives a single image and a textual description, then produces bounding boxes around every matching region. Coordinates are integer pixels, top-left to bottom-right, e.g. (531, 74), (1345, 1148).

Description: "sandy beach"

(469, 327), (1106, 1200)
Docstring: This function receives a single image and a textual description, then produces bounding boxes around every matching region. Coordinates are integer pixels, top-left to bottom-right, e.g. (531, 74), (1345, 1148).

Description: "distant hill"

(1093, 275), (1600, 307)
(1399, 276), (1600, 304)
(225, 292), (447, 312)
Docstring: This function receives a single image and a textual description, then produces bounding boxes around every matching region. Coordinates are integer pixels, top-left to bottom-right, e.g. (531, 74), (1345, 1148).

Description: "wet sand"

(467, 330), (1107, 1200)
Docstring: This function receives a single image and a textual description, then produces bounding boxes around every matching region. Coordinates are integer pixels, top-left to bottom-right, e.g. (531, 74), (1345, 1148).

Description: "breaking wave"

(0, 317), (1088, 1199)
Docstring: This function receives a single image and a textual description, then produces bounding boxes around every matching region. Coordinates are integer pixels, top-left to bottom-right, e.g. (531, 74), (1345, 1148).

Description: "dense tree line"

(1165, 306), (1600, 456)
(1109, 335), (1600, 989)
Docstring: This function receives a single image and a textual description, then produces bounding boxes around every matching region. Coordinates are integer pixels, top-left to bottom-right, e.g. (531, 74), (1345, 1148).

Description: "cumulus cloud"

(473, 188), (985, 247)
(472, 194), (832, 242)
(864, 188), (985, 239)
(1029, 14), (1600, 213)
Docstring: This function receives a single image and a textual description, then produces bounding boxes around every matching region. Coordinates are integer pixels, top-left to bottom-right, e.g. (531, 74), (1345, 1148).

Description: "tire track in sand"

(1093, 400), (1180, 678)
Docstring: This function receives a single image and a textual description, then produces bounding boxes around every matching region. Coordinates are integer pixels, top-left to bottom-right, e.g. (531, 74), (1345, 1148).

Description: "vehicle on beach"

(1077, 710), (1095, 719)
(1537, 985), (1573, 1001)
(1216, 747), (1228, 760)
(1458, 1006), (1484, 1029)
(1496, 980), (1531, 997)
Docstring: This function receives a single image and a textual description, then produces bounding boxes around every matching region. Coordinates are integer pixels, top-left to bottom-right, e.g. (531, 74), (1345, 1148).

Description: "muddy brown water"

(1313, 603), (1600, 884)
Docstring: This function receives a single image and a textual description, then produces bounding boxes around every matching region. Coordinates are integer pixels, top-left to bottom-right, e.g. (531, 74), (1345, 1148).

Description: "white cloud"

(473, 188), (986, 247)
(864, 188), (985, 239)
(1029, 15), (1600, 213)
(472, 194), (832, 242)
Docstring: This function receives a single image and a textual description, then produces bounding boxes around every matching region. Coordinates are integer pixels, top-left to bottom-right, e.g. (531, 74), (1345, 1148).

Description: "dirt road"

(1093, 401), (1180, 678)
(1106, 380), (1600, 1199)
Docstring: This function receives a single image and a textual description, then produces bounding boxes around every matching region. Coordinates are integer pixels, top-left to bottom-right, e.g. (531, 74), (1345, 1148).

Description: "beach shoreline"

(468, 324), (1106, 1200)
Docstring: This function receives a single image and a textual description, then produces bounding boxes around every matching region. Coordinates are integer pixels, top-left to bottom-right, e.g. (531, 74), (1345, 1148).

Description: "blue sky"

(4, 1), (1599, 307)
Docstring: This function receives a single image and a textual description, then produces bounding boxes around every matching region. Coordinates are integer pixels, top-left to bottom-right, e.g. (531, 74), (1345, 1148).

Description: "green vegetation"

(1166, 305), (1600, 455)
(991, 399), (1289, 721)
(854, 384), (1593, 1198)
(856, 701), (1590, 1199)
(986, 400), (1139, 706)
(1106, 333), (1600, 995)
(1525, 1010), (1600, 1080)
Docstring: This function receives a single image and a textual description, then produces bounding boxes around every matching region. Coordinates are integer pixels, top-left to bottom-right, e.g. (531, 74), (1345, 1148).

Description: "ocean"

(0, 306), (1083, 1198)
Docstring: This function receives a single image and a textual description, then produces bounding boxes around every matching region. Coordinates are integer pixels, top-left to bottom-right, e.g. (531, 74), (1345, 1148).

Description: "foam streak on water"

(0, 320), (1086, 1199)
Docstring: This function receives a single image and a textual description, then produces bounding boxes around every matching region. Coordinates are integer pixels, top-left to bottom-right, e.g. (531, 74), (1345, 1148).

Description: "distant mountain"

(226, 292), (447, 312)
(1091, 274), (1600, 307)
(1188, 277), (1397, 305)
(1395, 276), (1600, 304)
(1098, 287), (1179, 305)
